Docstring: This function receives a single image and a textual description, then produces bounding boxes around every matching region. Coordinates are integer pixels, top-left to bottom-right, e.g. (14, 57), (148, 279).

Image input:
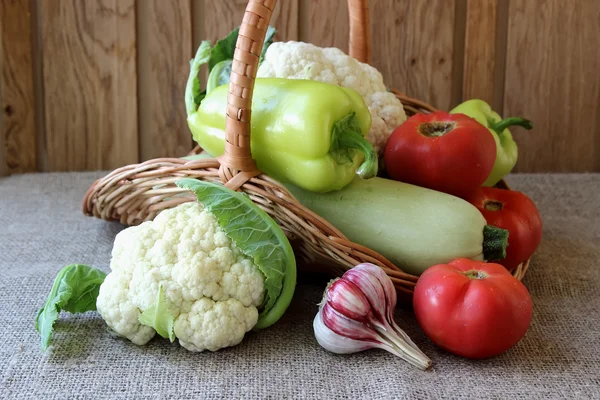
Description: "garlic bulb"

(313, 263), (432, 370)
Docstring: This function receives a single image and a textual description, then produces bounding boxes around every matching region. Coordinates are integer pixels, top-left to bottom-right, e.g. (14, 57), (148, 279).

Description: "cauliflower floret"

(96, 202), (265, 352)
(175, 298), (257, 352)
(257, 41), (407, 155)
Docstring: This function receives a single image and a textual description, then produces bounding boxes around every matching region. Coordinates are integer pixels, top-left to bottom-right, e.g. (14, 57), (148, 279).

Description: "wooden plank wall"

(1, 0), (599, 175)
(1, 0), (37, 174)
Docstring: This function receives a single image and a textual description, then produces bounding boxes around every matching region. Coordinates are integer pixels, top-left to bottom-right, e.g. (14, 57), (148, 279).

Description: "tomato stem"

(418, 122), (456, 138)
(484, 200), (504, 211)
(462, 270), (488, 280)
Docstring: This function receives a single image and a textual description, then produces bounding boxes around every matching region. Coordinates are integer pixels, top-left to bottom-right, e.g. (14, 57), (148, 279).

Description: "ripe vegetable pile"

(38, 26), (542, 369)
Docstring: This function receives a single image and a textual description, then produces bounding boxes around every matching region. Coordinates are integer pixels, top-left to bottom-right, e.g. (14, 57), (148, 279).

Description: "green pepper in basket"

(185, 45), (376, 193)
(450, 99), (533, 187)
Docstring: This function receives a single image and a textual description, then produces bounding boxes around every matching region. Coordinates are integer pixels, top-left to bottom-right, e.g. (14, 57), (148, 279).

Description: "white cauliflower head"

(257, 41), (407, 155)
(96, 202), (265, 352)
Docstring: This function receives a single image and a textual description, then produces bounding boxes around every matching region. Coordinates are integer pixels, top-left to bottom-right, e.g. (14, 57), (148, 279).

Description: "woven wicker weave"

(83, 0), (529, 301)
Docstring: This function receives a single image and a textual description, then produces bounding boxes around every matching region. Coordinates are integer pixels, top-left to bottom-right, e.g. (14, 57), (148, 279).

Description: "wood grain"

(463, 0), (497, 105)
(204, 0), (299, 44)
(0, 1), (5, 176)
(505, 0), (600, 172)
(301, 0), (456, 110)
(369, 0), (457, 111)
(40, 0), (137, 171)
(3, 0), (600, 175)
(1, 0), (37, 174)
(301, 0), (349, 53)
(137, 0), (193, 161)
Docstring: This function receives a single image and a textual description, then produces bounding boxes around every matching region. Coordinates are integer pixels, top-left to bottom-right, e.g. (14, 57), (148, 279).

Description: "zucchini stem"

(482, 225), (509, 261)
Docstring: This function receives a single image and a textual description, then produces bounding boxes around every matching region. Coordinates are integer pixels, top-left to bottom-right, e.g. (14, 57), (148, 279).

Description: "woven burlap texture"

(1, 172), (599, 399)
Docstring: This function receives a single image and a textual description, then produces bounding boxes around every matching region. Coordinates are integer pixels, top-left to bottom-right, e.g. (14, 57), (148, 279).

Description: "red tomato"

(464, 187), (542, 270)
(413, 258), (533, 359)
(384, 112), (496, 198)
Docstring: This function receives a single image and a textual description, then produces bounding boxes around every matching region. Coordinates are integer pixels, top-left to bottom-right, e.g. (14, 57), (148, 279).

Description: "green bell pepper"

(185, 47), (376, 193)
(451, 99), (533, 186)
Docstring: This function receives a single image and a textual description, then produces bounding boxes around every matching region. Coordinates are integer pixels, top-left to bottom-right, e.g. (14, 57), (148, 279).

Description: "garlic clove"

(326, 278), (373, 322)
(313, 263), (432, 370)
(355, 263), (398, 310)
(340, 264), (402, 338)
(315, 304), (432, 370)
(353, 265), (426, 358)
(353, 263), (400, 331)
(343, 267), (387, 321)
(321, 302), (378, 341)
(313, 309), (374, 354)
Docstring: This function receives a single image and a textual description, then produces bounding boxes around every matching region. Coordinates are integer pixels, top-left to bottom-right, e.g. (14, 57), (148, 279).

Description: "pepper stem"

(331, 113), (378, 179)
(483, 225), (509, 261)
(489, 117), (533, 134)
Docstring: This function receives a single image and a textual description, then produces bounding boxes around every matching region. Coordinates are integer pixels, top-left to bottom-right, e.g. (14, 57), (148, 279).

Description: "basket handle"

(348, 0), (371, 64)
(218, 0), (275, 189)
(219, 0), (372, 189)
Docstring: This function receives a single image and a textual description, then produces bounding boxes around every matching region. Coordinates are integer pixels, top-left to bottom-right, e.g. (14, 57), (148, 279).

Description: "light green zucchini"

(285, 177), (507, 276)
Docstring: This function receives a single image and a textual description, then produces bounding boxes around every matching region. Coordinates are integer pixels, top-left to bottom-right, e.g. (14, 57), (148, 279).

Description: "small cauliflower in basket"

(257, 41), (407, 155)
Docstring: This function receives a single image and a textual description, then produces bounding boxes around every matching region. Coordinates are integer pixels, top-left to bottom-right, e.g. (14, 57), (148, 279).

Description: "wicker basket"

(83, 0), (529, 302)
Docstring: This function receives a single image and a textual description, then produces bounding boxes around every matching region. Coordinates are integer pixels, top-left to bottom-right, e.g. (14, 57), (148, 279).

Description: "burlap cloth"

(1, 172), (598, 399)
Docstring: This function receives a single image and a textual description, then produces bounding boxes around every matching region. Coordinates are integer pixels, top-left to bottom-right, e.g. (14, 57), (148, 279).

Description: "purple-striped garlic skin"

(342, 266), (387, 321)
(313, 263), (432, 370)
(325, 278), (373, 322)
(356, 263), (398, 310)
(321, 302), (379, 341)
(313, 308), (374, 354)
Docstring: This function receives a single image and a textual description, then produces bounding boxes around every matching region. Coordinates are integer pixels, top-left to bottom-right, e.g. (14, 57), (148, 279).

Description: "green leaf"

(185, 41), (211, 115)
(175, 179), (296, 330)
(186, 26), (276, 115)
(138, 284), (176, 342)
(207, 25), (277, 87)
(208, 27), (240, 71)
(36, 264), (107, 352)
(193, 78), (204, 107)
(260, 25), (276, 62)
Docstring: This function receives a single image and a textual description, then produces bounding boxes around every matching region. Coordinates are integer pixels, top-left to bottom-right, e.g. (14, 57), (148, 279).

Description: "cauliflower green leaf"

(186, 26), (276, 116)
(36, 264), (107, 351)
(176, 179), (296, 330)
(208, 25), (275, 70)
(185, 41), (211, 115)
(206, 26), (275, 93)
(208, 27), (239, 71)
(138, 284), (175, 342)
